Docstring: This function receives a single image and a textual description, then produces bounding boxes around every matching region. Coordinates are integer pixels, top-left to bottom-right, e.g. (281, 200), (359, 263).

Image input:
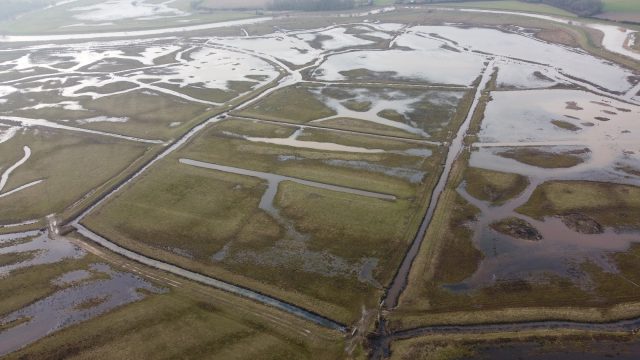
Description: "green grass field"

(602, 0), (640, 13)
(0, 128), (152, 225)
(464, 167), (529, 206)
(426, 1), (575, 17)
(82, 117), (443, 324)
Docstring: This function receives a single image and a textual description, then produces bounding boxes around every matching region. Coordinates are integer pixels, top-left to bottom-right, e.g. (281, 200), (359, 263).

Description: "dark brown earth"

(490, 217), (543, 241)
(561, 213), (604, 234)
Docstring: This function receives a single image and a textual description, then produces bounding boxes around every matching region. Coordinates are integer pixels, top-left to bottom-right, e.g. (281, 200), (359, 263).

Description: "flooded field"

(0, 231), (164, 356)
(81, 116), (442, 324)
(237, 84), (469, 140)
(1, 4), (640, 358)
(395, 43), (640, 330)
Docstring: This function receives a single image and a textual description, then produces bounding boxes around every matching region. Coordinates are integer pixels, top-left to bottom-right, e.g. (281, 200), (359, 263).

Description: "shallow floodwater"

(411, 25), (635, 93)
(0, 263), (164, 356)
(495, 59), (569, 89)
(244, 128), (386, 153)
(0, 231), (86, 276)
(309, 87), (465, 138)
(454, 88), (640, 290)
(478, 89), (640, 165)
(313, 47), (484, 86)
(0, 230), (166, 356)
(452, 180), (640, 290)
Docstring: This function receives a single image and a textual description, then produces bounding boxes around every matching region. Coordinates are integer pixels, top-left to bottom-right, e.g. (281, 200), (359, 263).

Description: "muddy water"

(429, 7), (640, 62)
(313, 48), (484, 86)
(479, 89), (640, 145)
(494, 59), (569, 89)
(0, 231), (85, 276)
(309, 87), (465, 138)
(453, 179), (640, 290)
(382, 59), (496, 309)
(74, 222), (348, 332)
(391, 315), (640, 342)
(0, 230), (167, 356)
(456, 88), (640, 289)
(412, 26), (635, 94)
(476, 89), (640, 182)
(0, 263), (164, 356)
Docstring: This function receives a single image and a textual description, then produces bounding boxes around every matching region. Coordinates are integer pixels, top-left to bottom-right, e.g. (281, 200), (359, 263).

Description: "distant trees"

(268, 0), (357, 11)
(521, 0), (603, 17)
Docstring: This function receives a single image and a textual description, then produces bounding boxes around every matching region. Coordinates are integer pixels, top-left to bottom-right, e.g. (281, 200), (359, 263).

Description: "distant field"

(196, 0), (269, 9)
(0, 0), (258, 35)
(598, 0), (640, 22)
(374, 0), (397, 5)
(426, 0), (575, 17)
(602, 0), (640, 12)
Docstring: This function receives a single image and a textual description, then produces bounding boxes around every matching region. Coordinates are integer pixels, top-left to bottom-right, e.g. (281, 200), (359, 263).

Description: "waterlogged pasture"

(0, 231), (164, 356)
(0, 40), (280, 140)
(238, 84), (469, 140)
(1, 12), (640, 356)
(396, 68), (640, 326)
(82, 117), (442, 323)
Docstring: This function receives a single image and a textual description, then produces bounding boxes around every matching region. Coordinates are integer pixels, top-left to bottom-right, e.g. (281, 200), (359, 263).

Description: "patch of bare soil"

(491, 217), (543, 241)
(561, 213), (604, 234)
(535, 28), (577, 47)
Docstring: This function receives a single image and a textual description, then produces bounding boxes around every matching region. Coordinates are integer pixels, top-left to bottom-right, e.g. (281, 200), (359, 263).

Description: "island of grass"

(517, 180), (640, 231)
(551, 119), (582, 131)
(464, 167), (529, 206)
(497, 147), (589, 168)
